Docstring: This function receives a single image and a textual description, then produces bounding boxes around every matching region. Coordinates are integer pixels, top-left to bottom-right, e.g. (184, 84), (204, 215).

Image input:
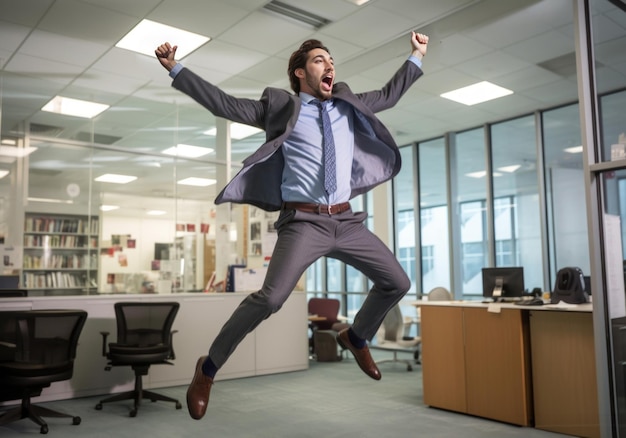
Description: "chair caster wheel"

(73, 416), (81, 425)
(407, 365), (413, 371)
(130, 409), (137, 417)
(95, 403), (102, 410)
(175, 402), (182, 409)
(40, 425), (48, 434)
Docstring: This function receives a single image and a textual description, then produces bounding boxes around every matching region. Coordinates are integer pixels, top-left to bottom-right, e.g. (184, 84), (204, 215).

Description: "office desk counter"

(413, 300), (598, 438)
(0, 292), (309, 405)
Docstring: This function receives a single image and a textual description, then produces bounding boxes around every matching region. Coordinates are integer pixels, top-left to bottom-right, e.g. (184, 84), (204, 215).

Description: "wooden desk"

(416, 301), (599, 437)
(529, 309), (599, 438)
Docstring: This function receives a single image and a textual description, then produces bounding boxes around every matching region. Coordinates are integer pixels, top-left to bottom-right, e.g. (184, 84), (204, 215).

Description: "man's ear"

(295, 68), (305, 79)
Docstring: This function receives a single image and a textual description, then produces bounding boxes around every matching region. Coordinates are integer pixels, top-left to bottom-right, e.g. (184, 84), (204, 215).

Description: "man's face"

(296, 48), (334, 100)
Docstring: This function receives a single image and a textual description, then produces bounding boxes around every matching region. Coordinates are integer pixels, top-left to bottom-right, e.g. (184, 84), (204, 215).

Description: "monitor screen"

(482, 267), (525, 300)
(0, 275), (19, 289)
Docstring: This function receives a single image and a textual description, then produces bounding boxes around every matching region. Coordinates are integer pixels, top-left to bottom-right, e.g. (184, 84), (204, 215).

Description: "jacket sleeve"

(172, 67), (266, 128)
(354, 60), (423, 113)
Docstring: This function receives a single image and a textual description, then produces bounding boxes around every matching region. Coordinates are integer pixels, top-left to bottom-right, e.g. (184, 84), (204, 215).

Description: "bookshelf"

(22, 213), (99, 295)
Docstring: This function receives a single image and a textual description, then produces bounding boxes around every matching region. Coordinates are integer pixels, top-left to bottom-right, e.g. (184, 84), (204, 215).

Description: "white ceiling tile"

(38, 0), (139, 42)
(466, 0), (573, 48)
(0, 0), (53, 26)
(504, 30), (575, 64)
(184, 40), (270, 77)
(455, 50), (532, 81)
(148, 0), (250, 38)
(322, 6), (416, 48)
(5, 53), (84, 84)
(19, 29), (110, 68)
(218, 11), (315, 56)
(0, 21), (31, 52)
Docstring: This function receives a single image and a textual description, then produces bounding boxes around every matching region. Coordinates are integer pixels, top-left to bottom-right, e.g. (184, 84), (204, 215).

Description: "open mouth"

(322, 76), (333, 91)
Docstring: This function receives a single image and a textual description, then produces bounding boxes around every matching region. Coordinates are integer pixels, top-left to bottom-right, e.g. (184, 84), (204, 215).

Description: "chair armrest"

(100, 331), (109, 357)
(169, 330), (178, 360)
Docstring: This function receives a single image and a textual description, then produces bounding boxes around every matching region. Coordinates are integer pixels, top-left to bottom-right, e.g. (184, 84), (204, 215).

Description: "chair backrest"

(0, 309), (87, 369)
(308, 298), (340, 330)
(428, 287), (452, 301)
(380, 305), (405, 342)
(114, 302), (179, 347)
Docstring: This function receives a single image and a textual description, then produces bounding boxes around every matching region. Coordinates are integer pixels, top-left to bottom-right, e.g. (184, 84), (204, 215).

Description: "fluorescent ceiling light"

(146, 210), (167, 216)
(565, 145), (583, 154)
(116, 19), (210, 59)
(100, 205), (120, 211)
(1, 139), (16, 146)
(204, 123), (263, 140)
(0, 146), (37, 157)
(344, 0), (371, 4)
(263, 1), (331, 29)
(498, 165), (521, 173)
(27, 197), (74, 204)
(0, 170), (9, 179)
(441, 81), (513, 106)
(94, 173), (137, 184)
(42, 96), (109, 118)
(177, 177), (216, 187)
(162, 144), (213, 158)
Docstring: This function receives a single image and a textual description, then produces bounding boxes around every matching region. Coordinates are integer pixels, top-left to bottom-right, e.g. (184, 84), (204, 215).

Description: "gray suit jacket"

(172, 60), (423, 211)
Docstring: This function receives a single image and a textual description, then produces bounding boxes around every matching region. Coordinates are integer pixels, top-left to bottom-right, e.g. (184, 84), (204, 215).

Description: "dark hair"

(287, 39), (330, 94)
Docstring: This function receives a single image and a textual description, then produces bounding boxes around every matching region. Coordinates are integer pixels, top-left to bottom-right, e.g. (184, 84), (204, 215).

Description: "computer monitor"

(482, 267), (525, 301)
(0, 275), (19, 289)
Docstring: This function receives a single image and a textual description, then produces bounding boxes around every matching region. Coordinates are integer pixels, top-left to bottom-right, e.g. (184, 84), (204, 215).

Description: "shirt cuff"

(169, 63), (183, 79)
(408, 55), (422, 69)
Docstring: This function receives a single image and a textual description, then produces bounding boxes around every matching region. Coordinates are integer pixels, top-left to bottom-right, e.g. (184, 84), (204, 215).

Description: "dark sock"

(201, 357), (218, 379)
(347, 328), (366, 349)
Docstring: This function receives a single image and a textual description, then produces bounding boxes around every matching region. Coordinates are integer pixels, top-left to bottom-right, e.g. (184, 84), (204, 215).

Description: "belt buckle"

(318, 204), (332, 215)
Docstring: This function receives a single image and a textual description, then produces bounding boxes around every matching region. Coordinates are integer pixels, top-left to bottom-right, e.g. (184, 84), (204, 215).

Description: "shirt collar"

(300, 92), (332, 105)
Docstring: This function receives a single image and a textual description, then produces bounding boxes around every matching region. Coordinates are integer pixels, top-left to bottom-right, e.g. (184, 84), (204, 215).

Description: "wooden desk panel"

(421, 306), (466, 413)
(530, 310), (600, 438)
(463, 308), (532, 426)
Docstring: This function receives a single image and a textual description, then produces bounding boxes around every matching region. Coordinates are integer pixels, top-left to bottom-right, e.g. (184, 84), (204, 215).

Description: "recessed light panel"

(177, 177), (216, 187)
(94, 174), (137, 184)
(204, 123), (263, 140)
(0, 170), (9, 179)
(162, 144), (213, 158)
(116, 19), (210, 59)
(441, 81), (513, 106)
(42, 96), (109, 118)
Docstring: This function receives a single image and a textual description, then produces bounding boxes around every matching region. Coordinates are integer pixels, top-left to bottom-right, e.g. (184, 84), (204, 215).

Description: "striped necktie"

(312, 99), (337, 195)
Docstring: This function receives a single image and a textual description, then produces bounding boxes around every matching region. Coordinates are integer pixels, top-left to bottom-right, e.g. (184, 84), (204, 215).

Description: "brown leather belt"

(282, 202), (351, 215)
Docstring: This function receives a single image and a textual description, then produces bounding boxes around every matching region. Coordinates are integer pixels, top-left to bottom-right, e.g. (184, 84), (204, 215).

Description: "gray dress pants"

(208, 207), (411, 368)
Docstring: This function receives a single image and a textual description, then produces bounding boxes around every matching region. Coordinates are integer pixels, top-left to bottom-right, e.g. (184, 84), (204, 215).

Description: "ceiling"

(1, 0), (625, 210)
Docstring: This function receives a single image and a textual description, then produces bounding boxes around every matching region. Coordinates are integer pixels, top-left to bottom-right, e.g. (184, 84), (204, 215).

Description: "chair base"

(0, 395), (80, 434)
(375, 351), (417, 372)
(95, 373), (182, 417)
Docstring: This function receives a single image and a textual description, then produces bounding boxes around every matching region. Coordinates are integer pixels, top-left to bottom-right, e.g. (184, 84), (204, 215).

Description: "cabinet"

(421, 304), (533, 426)
(22, 213), (99, 295)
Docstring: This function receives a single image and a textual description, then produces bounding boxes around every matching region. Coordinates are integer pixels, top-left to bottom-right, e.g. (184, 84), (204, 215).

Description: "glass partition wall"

(0, 94), (264, 295)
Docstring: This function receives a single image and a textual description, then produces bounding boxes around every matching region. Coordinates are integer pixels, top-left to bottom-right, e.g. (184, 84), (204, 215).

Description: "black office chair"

(0, 309), (88, 434)
(95, 301), (182, 417)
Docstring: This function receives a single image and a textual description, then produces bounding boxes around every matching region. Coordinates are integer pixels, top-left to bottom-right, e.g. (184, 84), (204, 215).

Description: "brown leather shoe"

(186, 356), (214, 420)
(336, 329), (381, 380)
